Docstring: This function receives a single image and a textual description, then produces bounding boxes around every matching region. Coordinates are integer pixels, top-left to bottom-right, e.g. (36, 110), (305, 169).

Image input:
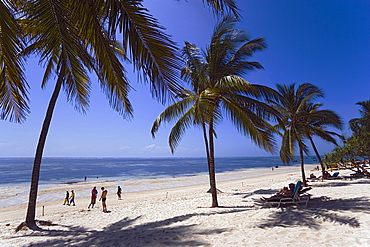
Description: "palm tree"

(270, 83), (324, 186)
(302, 102), (343, 177)
(18, 0), (134, 230)
(8, 0), (239, 230)
(152, 16), (278, 207)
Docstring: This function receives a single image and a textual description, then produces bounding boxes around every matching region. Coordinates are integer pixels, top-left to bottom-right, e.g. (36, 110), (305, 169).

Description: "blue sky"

(1, 0), (369, 157)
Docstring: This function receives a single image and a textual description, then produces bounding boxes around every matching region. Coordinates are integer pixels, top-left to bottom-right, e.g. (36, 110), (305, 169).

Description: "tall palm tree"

(152, 16), (278, 207)
(19, 0), (134, 230)
(270, 83), (324, 186)
(7, 0), (239, 230)
(302, 102), (343, 177)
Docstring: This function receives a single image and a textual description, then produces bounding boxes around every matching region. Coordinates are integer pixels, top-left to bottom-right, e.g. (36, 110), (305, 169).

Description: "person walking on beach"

(63, 191), (70, 205)
(69, 190), (76, 206)
(99, 187), (108, 212)
(88, 186), (98, 209)
(117, 186), (122, 200)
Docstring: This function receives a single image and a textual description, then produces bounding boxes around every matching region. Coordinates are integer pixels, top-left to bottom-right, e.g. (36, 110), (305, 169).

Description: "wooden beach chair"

(266, 181), (311, 208)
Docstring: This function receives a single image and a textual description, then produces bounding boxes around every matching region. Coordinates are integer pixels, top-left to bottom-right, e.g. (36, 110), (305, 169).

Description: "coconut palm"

(270, 83), (324, 186)
(152, 16), (278, 207)
(7, 0), (239, 230)
(302, 102), (343, 178)
(18, 0), (134, 230)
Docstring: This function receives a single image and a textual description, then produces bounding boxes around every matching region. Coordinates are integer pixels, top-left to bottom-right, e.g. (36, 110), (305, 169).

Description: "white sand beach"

(1, 164), (370, 246)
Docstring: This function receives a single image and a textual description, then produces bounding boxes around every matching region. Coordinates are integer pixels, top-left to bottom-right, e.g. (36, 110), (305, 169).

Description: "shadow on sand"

(13, 208), (250, 246)
(237, 178), (370, 230)
(256, 196), (370, 229)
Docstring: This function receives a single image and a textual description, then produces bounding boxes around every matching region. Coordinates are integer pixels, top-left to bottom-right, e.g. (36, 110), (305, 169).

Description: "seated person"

(319, 171), (331, 179)
(324, 171), (331, 179)
(261, 183), (295, 202)
(309, 173), (316, 179)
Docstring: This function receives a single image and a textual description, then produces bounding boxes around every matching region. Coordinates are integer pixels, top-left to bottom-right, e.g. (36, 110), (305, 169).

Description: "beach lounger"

(328, 171), (341, 179)
(266, 181), (311, 208)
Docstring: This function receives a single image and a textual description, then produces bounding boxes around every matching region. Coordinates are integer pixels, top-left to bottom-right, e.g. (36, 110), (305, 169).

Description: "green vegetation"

(269, 83), (342, 186)
(1, 0), (238, 230)
(324, 100), (370, 174)
(152, 16), (278, 207)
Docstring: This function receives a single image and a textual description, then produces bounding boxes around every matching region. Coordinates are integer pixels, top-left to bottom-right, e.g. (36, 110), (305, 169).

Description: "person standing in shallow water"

(99, 187), (108, 212)
(88, 186), (98, 209)
(63, 191), (70, 205)
(117, 186), (122, 200)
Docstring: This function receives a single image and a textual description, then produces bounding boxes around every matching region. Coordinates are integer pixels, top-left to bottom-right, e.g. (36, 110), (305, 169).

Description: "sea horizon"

(0, 156), (320, 187)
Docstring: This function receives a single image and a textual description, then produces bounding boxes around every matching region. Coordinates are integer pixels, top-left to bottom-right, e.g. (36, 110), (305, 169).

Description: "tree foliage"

(152, 16), (278, 207)
(2, 0), (239, 229)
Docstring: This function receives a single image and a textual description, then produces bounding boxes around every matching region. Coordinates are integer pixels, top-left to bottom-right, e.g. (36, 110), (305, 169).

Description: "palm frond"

(0, 1), (30, 123)
(168, 106), (197, 153)
(221, 96), (276, 152)
(102, 0), (183, 102)
(151, 95), (197, 137)
(201, 0), (240, 18)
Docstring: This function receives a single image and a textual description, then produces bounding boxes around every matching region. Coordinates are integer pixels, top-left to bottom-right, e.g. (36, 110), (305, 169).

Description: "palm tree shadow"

(15, 209), (249, 246)
(238, 189), (277, 199)
(257, 196), (369, 229)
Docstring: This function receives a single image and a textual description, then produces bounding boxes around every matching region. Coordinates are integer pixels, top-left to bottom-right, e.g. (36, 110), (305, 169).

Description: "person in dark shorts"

(99, 187), (108, 212)
(117, 186), (122, 200)
(69, 190), (76, 206)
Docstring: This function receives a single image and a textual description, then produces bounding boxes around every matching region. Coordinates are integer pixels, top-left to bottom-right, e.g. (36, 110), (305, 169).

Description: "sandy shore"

(1, 164), (370, 246)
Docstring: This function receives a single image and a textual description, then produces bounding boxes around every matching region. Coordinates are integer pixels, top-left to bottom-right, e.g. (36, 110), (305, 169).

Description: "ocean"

(0, 156), (320, 186)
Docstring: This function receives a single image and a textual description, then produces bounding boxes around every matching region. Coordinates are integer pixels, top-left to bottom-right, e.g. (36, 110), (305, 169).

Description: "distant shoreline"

(0, 164), (318, 208)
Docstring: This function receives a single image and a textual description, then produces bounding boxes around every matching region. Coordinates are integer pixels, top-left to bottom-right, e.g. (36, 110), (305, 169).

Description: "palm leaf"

(102, 0), (183, 102)
(0, 1), (30, 123)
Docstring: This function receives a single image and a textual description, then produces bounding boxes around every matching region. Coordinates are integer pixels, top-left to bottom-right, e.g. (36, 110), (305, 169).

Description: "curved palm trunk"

(208, 119), (218, 207)
(24, 73), (63, 229)
(308, 135), (325, 178)
(299, 146), (307, 187)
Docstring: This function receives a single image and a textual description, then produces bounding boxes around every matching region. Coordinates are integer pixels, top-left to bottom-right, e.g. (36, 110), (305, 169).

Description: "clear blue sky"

(1, 0), (369, 157)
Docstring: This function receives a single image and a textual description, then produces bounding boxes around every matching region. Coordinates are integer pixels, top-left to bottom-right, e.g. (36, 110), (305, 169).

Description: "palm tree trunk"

(208, 119), (218, 207)
(24, 73), (63, 229)
(308, 135), (325, 177)
(202, 123), (211, 175)
(202, 122), (215, 193)
(299, 145), (307, 187)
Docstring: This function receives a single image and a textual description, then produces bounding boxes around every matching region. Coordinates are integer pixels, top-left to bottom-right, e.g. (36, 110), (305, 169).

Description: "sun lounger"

(328, 171), (341, 179)
(266, 181), (311, 208)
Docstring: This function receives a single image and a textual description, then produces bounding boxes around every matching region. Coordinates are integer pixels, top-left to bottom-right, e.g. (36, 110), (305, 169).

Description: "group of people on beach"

(87, 186), (109, 212)
(64, 185), (123, 213)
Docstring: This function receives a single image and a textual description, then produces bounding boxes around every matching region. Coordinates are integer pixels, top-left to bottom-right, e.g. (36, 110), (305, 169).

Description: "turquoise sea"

(0, 156), (320, 186)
